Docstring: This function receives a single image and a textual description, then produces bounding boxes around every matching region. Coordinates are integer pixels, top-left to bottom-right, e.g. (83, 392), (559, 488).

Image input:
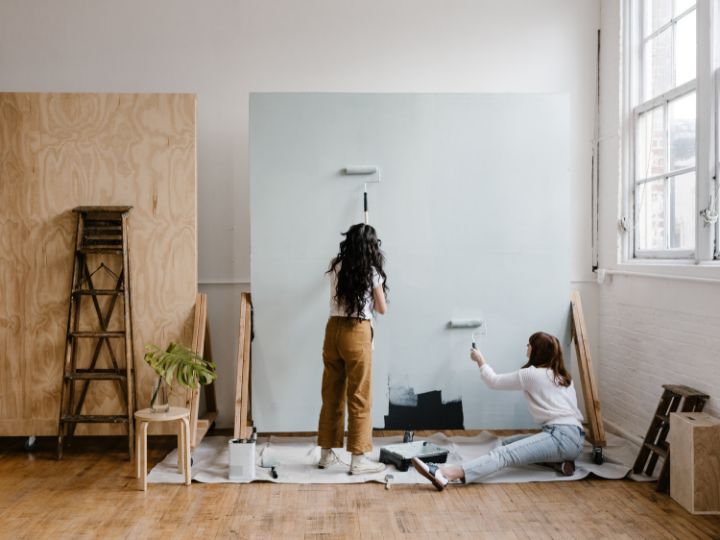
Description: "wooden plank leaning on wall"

(188, 292), (218, 448)
(570, 290), (606, 458)
(234, 293), (253, 440)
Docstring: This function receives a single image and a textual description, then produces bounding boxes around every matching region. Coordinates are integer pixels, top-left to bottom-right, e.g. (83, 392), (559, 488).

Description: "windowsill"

(602, 259), (720, 281)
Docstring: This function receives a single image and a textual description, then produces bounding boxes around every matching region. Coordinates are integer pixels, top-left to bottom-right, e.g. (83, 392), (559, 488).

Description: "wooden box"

(669, 412), (720, 514)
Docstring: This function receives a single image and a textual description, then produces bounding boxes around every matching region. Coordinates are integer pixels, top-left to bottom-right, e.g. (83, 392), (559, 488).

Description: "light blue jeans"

(462, 424), (585, 483)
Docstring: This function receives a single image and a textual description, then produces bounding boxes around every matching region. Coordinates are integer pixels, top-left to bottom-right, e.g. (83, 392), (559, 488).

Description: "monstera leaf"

(144, 342), (217, 390)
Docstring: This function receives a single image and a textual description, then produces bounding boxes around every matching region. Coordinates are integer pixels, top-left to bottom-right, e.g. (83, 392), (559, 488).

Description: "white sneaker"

(318, 448), (339, 469)
(411, 457), (449, 491)
(349, 454), (385, 475)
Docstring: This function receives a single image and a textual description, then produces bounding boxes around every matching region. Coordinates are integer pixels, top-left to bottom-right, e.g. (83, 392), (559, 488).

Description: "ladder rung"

(65, 370), (127, 380)
(61, 415), (129, 424)
(84, 225), (122, 232)
(654, 414), (668, 423)
(82, 218), (124, 225)
(82, 242), (123, 248)
(70, 331), (125, 338)
(644, 443), (668, 458)
(72, 289), (124, 296)
(78, 248), (124, 254)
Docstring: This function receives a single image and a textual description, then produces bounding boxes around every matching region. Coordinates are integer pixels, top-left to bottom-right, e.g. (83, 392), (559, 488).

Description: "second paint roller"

(447, 318), (487, 349)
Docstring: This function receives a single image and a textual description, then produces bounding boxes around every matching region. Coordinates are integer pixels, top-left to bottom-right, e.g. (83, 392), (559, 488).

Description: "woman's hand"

(470, 348), (487, 367)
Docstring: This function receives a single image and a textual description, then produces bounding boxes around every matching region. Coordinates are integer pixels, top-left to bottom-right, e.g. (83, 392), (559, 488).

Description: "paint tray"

(379, 441), (449, 472)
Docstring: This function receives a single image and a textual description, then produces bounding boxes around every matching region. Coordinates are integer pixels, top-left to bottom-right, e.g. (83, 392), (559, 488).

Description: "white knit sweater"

(479, 364), (583, 428)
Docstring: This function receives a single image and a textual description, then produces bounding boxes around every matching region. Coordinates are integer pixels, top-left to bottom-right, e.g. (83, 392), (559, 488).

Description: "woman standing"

(317, 224), (388, 475)
(413, 331), (585, 490)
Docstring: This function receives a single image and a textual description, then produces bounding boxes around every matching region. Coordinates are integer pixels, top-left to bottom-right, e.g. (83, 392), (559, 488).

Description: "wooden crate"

(669, 412), (720, 514)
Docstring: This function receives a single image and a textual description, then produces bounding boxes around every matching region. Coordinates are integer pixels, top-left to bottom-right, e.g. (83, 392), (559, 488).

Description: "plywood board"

(0, 93), (197, 435)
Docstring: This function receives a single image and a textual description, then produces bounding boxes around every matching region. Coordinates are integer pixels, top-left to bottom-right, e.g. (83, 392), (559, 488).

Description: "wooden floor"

(1, 432), (719, 540)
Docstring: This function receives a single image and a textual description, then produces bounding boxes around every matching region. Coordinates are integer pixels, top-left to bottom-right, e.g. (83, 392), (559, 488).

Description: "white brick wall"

(595, 0), (720, 444)
(597, 276), (720, 441)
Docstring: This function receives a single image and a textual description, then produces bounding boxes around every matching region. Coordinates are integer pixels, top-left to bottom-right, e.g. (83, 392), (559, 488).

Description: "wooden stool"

(135, 407), (191, 491)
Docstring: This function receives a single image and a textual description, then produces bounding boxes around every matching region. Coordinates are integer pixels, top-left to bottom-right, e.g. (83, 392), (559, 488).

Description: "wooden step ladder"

(633, 384), (709, 492)
(57, 206), (136, 459)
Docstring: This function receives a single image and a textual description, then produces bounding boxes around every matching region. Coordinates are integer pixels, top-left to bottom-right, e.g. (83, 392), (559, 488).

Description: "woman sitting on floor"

(413, 331), (585, 491)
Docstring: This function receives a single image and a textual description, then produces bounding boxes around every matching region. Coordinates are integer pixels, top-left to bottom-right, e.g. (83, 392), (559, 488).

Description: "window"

(626, 0), (718, 260)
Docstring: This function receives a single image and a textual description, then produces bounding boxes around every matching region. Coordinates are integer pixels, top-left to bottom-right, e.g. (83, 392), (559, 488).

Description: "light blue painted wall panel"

(251, 93), (570, 431)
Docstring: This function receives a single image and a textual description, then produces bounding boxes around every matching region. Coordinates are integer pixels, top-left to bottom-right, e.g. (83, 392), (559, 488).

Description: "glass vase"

(150, 378), (170, 413)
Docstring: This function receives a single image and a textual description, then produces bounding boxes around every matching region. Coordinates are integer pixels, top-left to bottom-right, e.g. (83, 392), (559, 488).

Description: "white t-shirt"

(479, 364), (583, 427)
(328, 265), (384, 320)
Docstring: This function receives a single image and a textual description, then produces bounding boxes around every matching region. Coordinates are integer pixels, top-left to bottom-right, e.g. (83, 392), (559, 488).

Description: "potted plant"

(144, 342), (217, 413)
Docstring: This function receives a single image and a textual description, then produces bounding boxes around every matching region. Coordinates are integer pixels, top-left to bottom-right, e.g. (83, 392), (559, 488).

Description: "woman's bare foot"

(439, 464), (465, 482)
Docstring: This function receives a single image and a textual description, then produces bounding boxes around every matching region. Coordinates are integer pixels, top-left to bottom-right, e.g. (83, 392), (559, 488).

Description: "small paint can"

(228, 438), (256, 481)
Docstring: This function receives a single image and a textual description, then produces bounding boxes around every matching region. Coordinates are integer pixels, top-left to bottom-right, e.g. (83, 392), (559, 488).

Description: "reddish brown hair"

(522, 332), (571, 387)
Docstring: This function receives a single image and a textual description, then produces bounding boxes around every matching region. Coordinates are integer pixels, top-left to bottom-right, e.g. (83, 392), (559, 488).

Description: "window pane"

(674, 10), (696, 86)
(636, 179), (667, 250)
(669, 92), (695, 170)
(644, 0), (672, 36)
(673, 0), (695, 16)
(636, 106), (666, 179)
(669, 171), (695, 249)
(644, 29), (673, 100)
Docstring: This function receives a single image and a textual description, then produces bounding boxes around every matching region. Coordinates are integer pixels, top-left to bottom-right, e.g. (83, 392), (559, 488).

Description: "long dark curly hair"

(522, 332), (571, 387)
(327, 223), (388, 319)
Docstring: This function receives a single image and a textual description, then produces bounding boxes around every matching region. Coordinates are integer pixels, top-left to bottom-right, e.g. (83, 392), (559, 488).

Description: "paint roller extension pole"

(364, 183), (369, 224)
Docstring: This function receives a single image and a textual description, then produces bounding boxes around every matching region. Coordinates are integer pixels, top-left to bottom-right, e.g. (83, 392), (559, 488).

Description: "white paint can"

(228, 438), (256, 481)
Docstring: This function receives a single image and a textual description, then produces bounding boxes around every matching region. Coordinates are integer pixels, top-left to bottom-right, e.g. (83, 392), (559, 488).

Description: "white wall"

(596, 0), (719, 443)
(0, 0), (600, 428)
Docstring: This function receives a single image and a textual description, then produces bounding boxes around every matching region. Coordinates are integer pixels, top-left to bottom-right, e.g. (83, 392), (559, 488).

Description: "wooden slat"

(72, 290), (124, 296)
(65, 370), (126, 381)
(234, 292), (252, 440)
(70, 331), (125, 338)
(60, 415), (128, 423)
(570, 290), (606, 447)
(203, 328), (218, 414)
(188, 293), (206, 447)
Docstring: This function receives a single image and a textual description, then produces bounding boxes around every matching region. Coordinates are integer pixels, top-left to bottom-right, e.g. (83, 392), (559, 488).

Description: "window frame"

(715, 67), (720, 258)
(624, 0), (718, 262)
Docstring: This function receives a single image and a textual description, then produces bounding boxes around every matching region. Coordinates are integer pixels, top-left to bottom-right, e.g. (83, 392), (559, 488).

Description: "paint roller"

(343, 166), (380, 224)
(447, 318), (487, 349)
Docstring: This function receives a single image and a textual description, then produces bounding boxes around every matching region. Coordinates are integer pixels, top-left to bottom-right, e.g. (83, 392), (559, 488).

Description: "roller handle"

(364, 191), (369, 224)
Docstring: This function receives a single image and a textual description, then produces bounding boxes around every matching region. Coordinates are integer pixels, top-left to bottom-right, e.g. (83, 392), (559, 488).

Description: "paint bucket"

(228, 438), (256, 481)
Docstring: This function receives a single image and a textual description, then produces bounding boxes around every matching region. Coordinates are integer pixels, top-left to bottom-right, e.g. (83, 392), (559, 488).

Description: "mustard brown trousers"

(317, 316), (373, 454)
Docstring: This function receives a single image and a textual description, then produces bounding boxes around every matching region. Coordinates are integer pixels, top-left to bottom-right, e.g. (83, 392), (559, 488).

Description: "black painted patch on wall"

(384, 387), (464, 430)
